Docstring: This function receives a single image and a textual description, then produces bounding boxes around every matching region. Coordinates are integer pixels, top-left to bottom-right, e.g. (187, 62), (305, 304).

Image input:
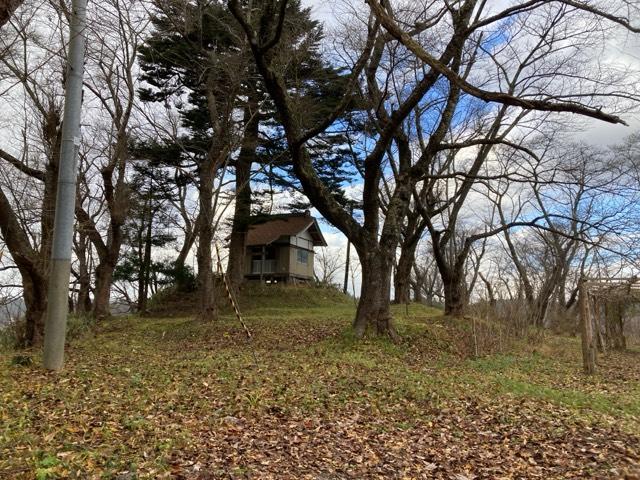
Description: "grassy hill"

(142, 283), (354, 319)
(1, 286), (639, 479)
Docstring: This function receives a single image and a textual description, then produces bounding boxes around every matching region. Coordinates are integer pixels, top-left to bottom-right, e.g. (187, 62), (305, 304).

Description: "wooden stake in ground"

(579, 279), (597, 374)
(214, 243), (258, 366)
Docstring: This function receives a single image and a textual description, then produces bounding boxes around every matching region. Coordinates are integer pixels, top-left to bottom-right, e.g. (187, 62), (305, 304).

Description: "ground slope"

(1, 288), (639, 479)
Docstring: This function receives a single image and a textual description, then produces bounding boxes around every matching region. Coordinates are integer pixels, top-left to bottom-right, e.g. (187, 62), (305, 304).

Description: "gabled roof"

(246, 212), (328, 247)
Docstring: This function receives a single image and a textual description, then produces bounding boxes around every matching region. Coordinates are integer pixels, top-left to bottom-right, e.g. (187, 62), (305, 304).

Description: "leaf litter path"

(1, 310), (639, 479)
(175, 401), (639, 479)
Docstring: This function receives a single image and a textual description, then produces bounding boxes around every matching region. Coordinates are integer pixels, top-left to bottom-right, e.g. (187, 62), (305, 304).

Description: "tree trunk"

(594, 300), (607, 354)
(174, 220), (197, 291)
(76, 207), (127, 319)
(394, 239), (418, 304)
(226, 158), (252, 289)
(141, 211), (153, 310)
(411, 262), (429, 304)
(75, 231), (92, 313)
(227, 100), (259, 290)
(529, 296), (551, 329)
(136, 202), (147, 308)
(92, 243), (126, 319)
(196, 158), (218, 321)
(137, 201), (154, 312)
(92, 237), (126, 318)
(605, 301), (626, 350)
(76, 277), (92, 314)
(21, 270), (48, 347)
(0, 97), (60, 348)
(429, 227), (470, 316)
(412, 275), (423, 303)
(479, 272), (496, 308)
(93, 262), (114, 318)
(41, 162), (58, 275)
(353, 247), (397, 339)
(77, 164), (129, 319)
(580, 281), (597, 374)
(343, 240), (351, 294)
(128, 185), (154, 312)
(443, 271), (467, 316)
(528, 275), (557, 328)
(0, 178), (51, 347)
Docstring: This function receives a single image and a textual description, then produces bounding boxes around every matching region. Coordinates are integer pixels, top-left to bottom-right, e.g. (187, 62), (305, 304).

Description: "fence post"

(579, 278), (597, 374)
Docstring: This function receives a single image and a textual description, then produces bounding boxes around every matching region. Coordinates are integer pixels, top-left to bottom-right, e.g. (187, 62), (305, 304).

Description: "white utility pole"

(43, 0), (88, 371)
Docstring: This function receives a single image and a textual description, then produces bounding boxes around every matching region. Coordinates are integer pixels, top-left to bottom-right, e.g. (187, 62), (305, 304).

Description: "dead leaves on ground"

(163, 397), (640, 480)
(1, 313), (639, 479)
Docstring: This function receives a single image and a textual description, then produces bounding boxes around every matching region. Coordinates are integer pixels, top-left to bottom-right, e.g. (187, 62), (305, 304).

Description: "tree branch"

(366, 0), (628, 125)
(0, 148), (45, 181)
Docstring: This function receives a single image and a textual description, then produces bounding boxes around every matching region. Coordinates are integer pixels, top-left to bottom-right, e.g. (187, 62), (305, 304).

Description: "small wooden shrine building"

(244, 211), (327, 284)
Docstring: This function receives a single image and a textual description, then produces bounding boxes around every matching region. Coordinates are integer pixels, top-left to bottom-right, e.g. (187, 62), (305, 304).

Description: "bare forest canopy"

(0, 0), (640, 349)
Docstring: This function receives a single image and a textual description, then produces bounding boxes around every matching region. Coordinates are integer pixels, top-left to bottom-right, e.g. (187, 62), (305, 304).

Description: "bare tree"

(412, 242), (444, 306)
(393, 189), (428, 305)
(497, 139), (640, 327)
(315, 247), (342, 286)
(230, 0), (637, 339)
(74, 0), (148, 318)
(0, 3), (67, 345)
